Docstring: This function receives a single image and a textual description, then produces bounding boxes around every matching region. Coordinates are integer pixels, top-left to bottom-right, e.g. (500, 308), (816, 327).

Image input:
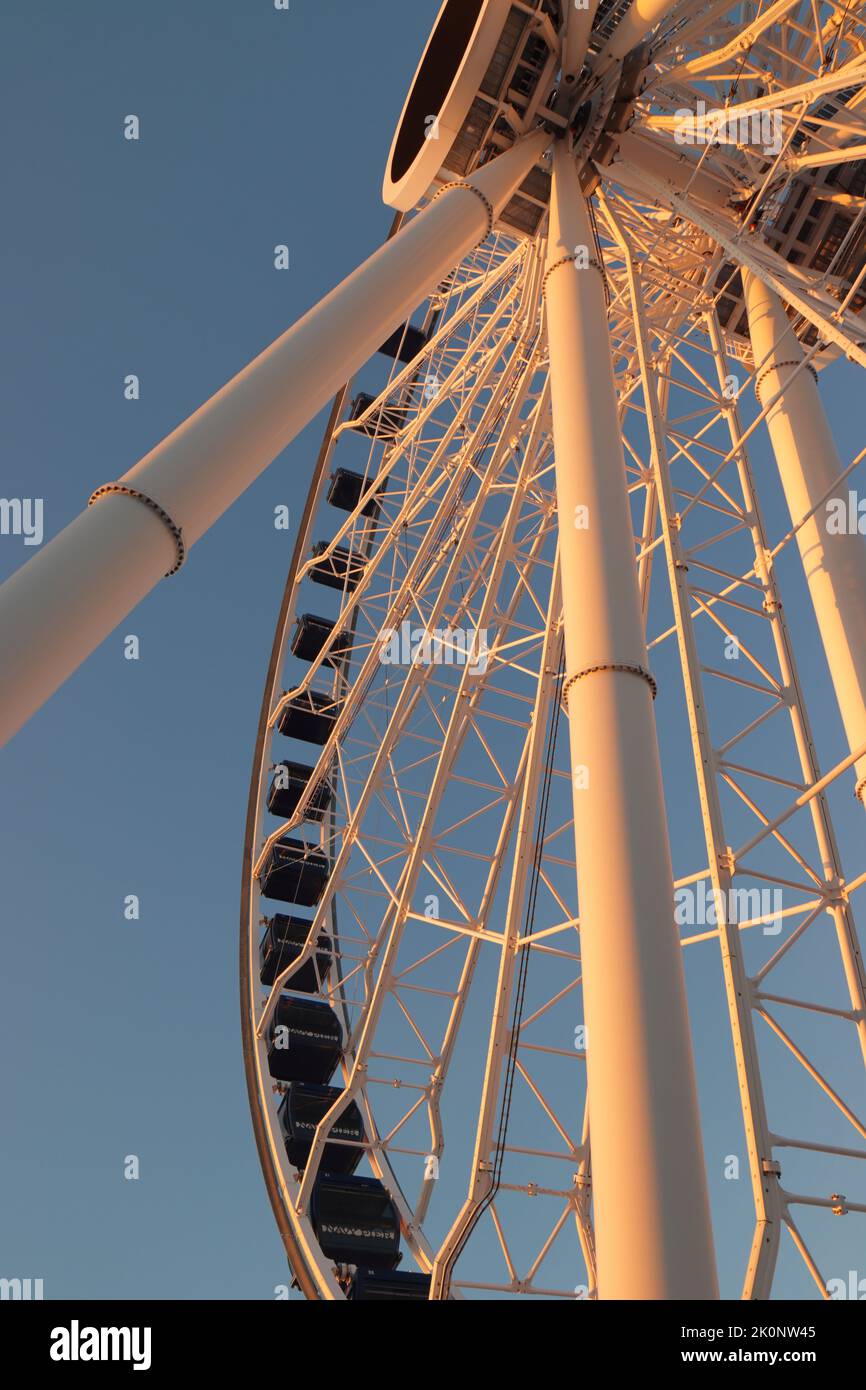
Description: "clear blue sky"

(1, 0), (863, 1300)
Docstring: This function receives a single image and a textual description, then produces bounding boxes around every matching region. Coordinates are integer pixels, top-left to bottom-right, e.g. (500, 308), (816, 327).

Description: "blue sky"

(1, 0), (864, 1300)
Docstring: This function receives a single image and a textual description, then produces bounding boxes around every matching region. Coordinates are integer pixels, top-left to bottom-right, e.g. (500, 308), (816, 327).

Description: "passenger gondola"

(278, 1081), (364, 1175)
(309, 543), (365, 593)
(310, 1174), (402, 1270)
(327, 466), (382, 517)
(259, 913), (332, 991)
(267, 760), (333, 821)
(267, 997), (343, 1085)
(277, 689), (341, 745)
(291, 613), (352, 667)
(260, 836), (329, 906)
(347, 394), (404, 438)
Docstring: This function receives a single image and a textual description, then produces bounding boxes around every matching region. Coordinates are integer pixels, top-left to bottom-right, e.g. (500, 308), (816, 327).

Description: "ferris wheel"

(2, 0), (866, 1301)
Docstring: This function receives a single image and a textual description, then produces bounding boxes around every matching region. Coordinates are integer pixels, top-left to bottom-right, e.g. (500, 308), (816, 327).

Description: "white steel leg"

(743, 271), (866, 805)
(0, 131), (547, 747)
(544, 140), (718, 1300)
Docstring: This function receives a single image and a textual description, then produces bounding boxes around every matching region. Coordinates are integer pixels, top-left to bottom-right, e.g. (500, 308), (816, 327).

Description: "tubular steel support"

(0, 131), (547, 748)
(544, 140), (718, 1300)
(562, 0), (599, 82)
(743, 271), (866, 805)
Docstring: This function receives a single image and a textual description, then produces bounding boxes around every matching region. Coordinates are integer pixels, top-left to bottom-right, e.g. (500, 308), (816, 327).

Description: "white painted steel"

(544, 140), (718, 1299)
(0, 132), (546, 748)
(2, 0), (864, 1304)
(743, 271), (866, 803)
(562, 0), (599, 82)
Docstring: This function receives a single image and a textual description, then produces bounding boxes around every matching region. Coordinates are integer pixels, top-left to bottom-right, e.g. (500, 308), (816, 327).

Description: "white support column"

(743, 271), (866, 805)
(545, 140), (718, 1300)
(0, 131), (547, 748)
(562, 0), (599, 83)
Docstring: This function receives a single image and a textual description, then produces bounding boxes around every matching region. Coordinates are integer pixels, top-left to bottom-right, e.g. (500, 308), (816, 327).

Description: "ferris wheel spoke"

(289, 360), (567, 1233)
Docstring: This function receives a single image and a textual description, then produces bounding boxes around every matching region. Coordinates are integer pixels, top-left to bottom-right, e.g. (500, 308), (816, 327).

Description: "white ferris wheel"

(2, 0), (866, 1301)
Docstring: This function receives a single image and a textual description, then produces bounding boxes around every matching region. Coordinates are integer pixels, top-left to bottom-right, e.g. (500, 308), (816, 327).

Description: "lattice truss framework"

(243, 0), (866, 1300)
